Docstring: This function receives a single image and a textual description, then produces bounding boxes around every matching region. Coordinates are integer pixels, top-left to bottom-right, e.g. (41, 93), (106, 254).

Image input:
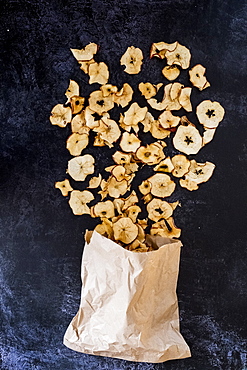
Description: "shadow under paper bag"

(63, 231), (191, 363)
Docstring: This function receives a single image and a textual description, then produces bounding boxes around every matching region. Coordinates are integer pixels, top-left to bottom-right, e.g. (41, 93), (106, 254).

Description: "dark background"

(1, 0), (247, 369)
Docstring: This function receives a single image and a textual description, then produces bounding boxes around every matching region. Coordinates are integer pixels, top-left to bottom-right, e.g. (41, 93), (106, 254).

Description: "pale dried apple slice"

(88, 174), (102, 189)
(67, 154), (95, 181)
(93, 200), (115, 219)
(114, 83), (133, 107)
(150, 217), (181, 238)
(125, 205), (142, 223)
(147, 198), (173, 222)
(150, 120), (171, 139)
(165, 42), (191, 69)
(120, 46), (143, 74)
(154, 157), (174, 173)
(140, 112), (154, 133)
(139, 82), (157, 99)
(85, 106), (110, 129)
(65, 80), (80, 103)
(96, 118), (121, 145)
(173, 124), (202, 155)
(113, 217), (139, 244)
(71, 111), (90, 135)
(121, 190), (139, 211)
(158, 110), (180, 129)
(178, 87), (192, 112)
(112, 165), (127, 182)
(69, 190), (94, 215)
(189, 64), (210, 91)
(95, 218), (114, 240)
(66, 133), (89, 156)
(136, 143), (165, 165)
(120, 132), (141, 152)
(100, 84), (118, 97)
(202, 127), (216, 146)
(79, 58), (95, 74)
(70, 43), (98, 61)
(171, 154), (190, 177)
(139, 179), (151, 195)
(112, 151), (132, 165)
(162, 65), (180, 81)
(148, 173), (176, 198)
(107, 177), (128, 198)
(150, 41), (177, 59)
(88, 90), (114, 115)
(196, 100), (225, 128)
(55, 179), (73, 196)
(88, 62), (109, 85)
(50, 104), (72, 128)
(123, 102), (148, 127)
(180, 160), (215, 190)
(143, 193), (153, 204)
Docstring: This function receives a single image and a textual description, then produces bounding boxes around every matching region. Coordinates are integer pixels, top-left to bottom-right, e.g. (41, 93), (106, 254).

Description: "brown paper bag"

(63, 231), (191, 363)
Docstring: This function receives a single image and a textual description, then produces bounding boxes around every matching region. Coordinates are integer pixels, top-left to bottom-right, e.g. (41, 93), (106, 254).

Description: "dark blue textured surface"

(1, 0), (247, 369)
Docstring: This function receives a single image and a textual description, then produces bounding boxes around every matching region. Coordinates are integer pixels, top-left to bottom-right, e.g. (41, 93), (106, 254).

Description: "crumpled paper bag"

(63, 231), (191, 363)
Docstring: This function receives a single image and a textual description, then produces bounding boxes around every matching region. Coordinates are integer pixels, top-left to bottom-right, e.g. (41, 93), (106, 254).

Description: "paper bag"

(63, 231), (191, 363)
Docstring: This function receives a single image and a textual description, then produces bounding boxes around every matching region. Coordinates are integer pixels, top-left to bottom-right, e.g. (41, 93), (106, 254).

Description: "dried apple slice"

(55, 179), (73, 196)
(107, 177), (128, 198)
(50, 104), (72, 128)
(95, 118), (121, 145)
(150, 120), (171, 139)
(125, 205), (142, 223)
(143, 193), (153, 204)
(173, 124), (202, 155)
(140, 112), (155, 133)
(66, 133), (89, 156)
(179, 87), (192, 112)
(150, 217), (181, 238)
(113, 217), (139, 244)
(202, 127), (216, 146)
(114, 83), (133, 107)
(70, 43), (98, 61)
(148, 173), (176, 198)
(88, 62), (109, 85)
(147, 198), (173, 222)
(165, 42), (191, 69)
(123, 102), (148, 127)
(65, 80), (79, 102)
(154, 157), (174, 173)
(71, 111), (90, 135)
(139, 82), (157, 99)
(69, 190), (94, 215)
(150, 41), (177, 59)
(158, 111), (180, 129)
(189, 64), (210, 91)
(139, 179), (151, 195)
(88, 174), (102, 189)
(171, 154), (190, 177)
(100, 84), (118, 97)
(136, 142), (165, 165)
(79, 58), (95, 74)
(120, 46), (143, 74)
(196, 100), (225, 129)
(119, 132), (141, 152)
(70, 96), (85, 114)
(95, 218), (114, 240)
(88, 90), (114, 115)
(162, 65), (180, 81)
(67, 154), (95, 181)
(92, 200), (115, 219)
(121, 191), (139, 211)
(179, 160), (215, 191)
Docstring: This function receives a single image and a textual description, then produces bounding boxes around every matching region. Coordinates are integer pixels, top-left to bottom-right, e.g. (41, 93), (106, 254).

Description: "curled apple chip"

(173, 124), (202, 155)
(95, 218), (114, 240)
(158, 110), (180, 129)
(202, 127), (216, 146)
(88, 62), (109, 85)
(162, 65), (180, 81)
(70, 96), (85, 115)
(112, 165), (128, 182)
(79, 58), (95, 74)
(121, 190), (139, 211)
(55, 179), (73, 196)
(120, 132), (141, 153)
(113, 217), (139, 244)
(66, 133), (89, 156)
(125, 205), (142, 223)
(150, 120), (171, 140)
(150, 41), (177, 59)
(65, 80), (79, 102)
(125, 239), (148, 253)
(178, 87), (192, 112)
(148, 83), (182, 111)
(196, 100), (225, 129)
(85, 107), (110, 129)
(88, 90), (114, 115)
(140, 112), (154, 133)
(171, 154), (190, 177)
(189, 64), (210, 91)
(120, 46), (143, 74)
(179, 160), (215, 191)
(92, 200), (115, 219)
(165, 42), (191, 69)
(71, 111), (90, 135)
(139, 179), (151, 195)
(148, 173), (176, 198)
(67, 154), (95, 181)
(139, 82), (158, 99)
(114, 83), (133, 107)
(69, 190), (94, 215)
(154, 157), (174, 173)
(70, 43), (98, 62)
(100, 84), (118, 97)
(150, 217), (181, 238)
(136, 142), (165, 165)
(147, 198), (173, 222)
(143, 193), (153, 204)
(88, 174), (102, 189)
(50, 104), (72, 128)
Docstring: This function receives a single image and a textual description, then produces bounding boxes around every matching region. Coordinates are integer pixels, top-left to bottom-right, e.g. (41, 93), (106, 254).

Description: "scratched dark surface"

(1, 0), (247, 369)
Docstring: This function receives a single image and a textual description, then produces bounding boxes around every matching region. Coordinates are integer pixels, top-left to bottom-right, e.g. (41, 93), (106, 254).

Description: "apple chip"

(112, 151), (132, 165)
(150, 41), (177, 59)
(121, 191), (139, 211)
(189, 64), (210, 91)
(70, 96), (85, 114)
(139, 82), (157, 99)
(150, 217), (181, 238)
(69, 190), (94, 215)
(158, 111), (180, 129)
(93, 134), (110, 147)
(148, 173), (176, 198)
(123, 102), (148, 127)
(88, 90), (114, 115)
(173, 124), (202, 155)
(107, 176), (128, 198)
(136, 142), (165, 165)
(85, 107), (110, 129)
(92, 200), (115, 219)
(95, 118), (121, 145)
(95, 218), (114, 240)
(178, 87), (192, 112)
(148, 83), (182, 111)
(66, 133), (89, 156)
(71, 111), (90, 135)
(162, 65), (180, 81)
(65, 80), (79, 102)
(120, 46), (143, 74)
(202, 127), (216, 146)
(143, 193), (153, 204)
(126, 239), (148, 252)
(147, 198), (173, 222)
(139, 179), (151, 195)
(179, 160), (215, 191)
(165, 42), (191, 69)
(55, 179), (73, 196)
(125, 205), (142, 223)
(171, 154), (190, 177)
(113, 217), (139, 244)
(50, 104), (72, 128)
(120, 132), (141, 152)
(150, 120), (171, 139)
(88, 62), (109, 85)
(88, 174), (102, 189)
(112, 165), (128, 182)
(196, 100), (225, 129)
(100, 84), (118, 97)
(140, 112), (155, 133)
(70, 43), (98, 61)
(79, 58), (95, 74)
(114, 83), (133, 107)
(154, 157), (174, 173)
(67, 154), (95, 181)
